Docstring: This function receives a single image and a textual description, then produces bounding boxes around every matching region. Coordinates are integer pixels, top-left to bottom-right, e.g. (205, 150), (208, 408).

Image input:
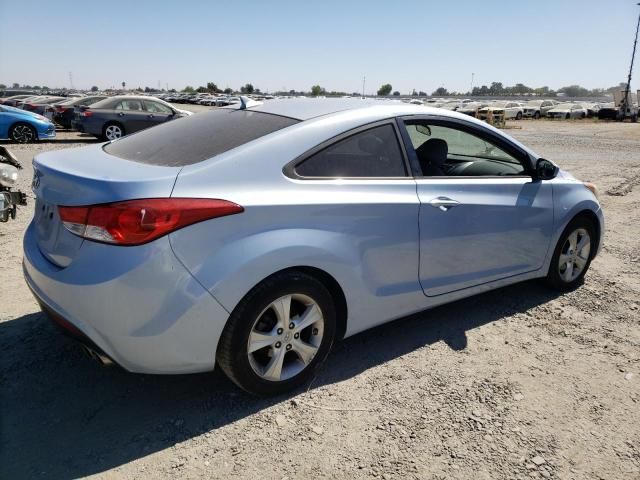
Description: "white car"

(547, 104), (587, 120)
(456, 102), (490, 117)
(478, 101), (524, 120)
(523, 100), (559, 119)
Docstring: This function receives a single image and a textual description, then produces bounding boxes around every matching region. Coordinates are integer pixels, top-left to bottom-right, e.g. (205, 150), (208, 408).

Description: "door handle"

(148, 114), (154, 118)
(117, 112), (124, 117)
(428, 196), (461, 212)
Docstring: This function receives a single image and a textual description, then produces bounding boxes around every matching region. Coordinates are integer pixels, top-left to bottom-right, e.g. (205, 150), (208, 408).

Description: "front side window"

(295, 124), (407, 178)
(404, 121), (527, 177)
(115, 100), (143, 111)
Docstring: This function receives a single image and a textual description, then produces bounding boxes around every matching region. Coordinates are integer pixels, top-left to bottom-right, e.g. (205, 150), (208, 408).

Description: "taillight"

(82, 110), (93, 117)
(24, 103), (36, 110)
(56, 106), (68, 112)
(58, 198), (243, 246)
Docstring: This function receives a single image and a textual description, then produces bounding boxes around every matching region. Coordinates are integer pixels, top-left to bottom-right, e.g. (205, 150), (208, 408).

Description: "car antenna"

(236, 95), (263, 110)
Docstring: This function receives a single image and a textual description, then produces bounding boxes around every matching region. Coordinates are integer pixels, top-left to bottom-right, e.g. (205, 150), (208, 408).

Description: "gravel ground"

(1, 119), (639, 480)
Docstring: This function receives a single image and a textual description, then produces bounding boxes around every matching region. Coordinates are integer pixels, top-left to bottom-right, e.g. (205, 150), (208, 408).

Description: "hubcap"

(558, 228), (591, 283)
(12, 125), (34, 143)
(105, 125), (122, 140)
(247, 294), (324, 382)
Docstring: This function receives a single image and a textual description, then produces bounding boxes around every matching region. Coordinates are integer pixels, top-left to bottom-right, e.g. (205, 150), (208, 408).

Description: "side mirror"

(536, 158), (558, 180)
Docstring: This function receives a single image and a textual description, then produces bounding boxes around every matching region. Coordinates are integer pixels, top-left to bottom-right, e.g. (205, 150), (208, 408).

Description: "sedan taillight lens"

(59, 198), (243, 245)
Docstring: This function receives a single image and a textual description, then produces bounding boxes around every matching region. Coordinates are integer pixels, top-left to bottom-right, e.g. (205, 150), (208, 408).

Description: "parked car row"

(424, 98), (608, 120)
(162, 92), (275, 106)
(0, 92), (193, 141)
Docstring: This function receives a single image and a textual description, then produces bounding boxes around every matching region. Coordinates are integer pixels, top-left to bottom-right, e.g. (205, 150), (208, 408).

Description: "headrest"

(416, 138), (448, 165)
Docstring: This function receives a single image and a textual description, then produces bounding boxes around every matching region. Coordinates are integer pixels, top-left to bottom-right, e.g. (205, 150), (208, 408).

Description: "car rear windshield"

(103, 109), (299, 166)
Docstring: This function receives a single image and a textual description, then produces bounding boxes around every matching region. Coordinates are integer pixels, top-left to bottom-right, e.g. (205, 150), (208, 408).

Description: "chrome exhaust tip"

(80, 344), (114, 366)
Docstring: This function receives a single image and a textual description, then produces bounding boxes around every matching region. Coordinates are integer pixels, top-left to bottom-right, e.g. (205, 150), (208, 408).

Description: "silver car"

(23, 99), (604, 395)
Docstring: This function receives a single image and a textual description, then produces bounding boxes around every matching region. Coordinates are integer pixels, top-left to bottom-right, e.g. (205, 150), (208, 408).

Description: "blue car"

(23, 99), (603, 395)
(0, 105), (56, 143)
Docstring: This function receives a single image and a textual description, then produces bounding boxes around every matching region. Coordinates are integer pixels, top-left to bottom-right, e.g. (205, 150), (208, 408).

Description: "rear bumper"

(31, 285), (116, 366)
(72, 119), (101, 136)
(22, 221), (230, 374)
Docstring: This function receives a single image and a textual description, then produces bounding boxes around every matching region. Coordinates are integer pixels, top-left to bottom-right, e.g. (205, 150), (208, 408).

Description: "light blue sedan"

(23, 99), (603, 395)
(0, 105), (56, 143)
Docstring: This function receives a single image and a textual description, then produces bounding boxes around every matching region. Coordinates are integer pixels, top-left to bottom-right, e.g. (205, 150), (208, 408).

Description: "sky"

(1, 0), (640, 94)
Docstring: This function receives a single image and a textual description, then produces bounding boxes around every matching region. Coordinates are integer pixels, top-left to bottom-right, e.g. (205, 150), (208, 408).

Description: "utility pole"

(622, 3), (640, 116)
(470, 72), (475, 95)
(362, 76), (366, 99)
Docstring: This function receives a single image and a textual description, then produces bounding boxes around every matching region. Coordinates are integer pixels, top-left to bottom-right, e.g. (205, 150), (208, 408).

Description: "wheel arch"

(290, 266), (348, 341)
(229, 265), (349, 342)
(570, 209), (602, 255)
(9, 120), (36, 131)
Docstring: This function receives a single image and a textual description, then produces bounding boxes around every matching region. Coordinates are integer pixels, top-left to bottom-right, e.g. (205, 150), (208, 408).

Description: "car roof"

(246, 98), (411, 121)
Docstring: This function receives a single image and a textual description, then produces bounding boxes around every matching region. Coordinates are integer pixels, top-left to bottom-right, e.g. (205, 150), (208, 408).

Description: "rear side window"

(295, 124), (407, 178)
(104, 109), (299, 166)
(143, 100), (172, 114)
(116, 100), (143, 111)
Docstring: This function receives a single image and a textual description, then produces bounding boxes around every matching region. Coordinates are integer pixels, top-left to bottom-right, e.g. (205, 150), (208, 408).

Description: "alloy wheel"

(247, 294), (324, 382)
(11, 125), (35, 143)
(558, 228), (591, 283)
(105, 125), (123, 140)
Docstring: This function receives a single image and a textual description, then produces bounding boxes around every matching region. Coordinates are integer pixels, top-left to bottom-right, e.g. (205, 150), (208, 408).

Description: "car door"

(399, 116), (554, 297)
(143, 100), (174, 127)
(113, 99), (149, 133)
(287, 121), (424, 326)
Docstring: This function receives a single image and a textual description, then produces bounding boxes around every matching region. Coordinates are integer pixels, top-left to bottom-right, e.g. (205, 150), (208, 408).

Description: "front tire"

(516, 112), (523, 120)
(534, 111), (541, 119)
(9, 123), (37, 143)
(546, 216), (596, 291)
(217, 271), (337, 396)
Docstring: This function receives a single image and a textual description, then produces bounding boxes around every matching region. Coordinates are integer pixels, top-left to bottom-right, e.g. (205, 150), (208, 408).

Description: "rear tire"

(9, 123), (37, 143)
(534, 111), (541, 119)
(217, 270), (337, 396)
(516, 112), (523, 120)
(102, 122), (125, 141)
(546, 216), (596, 291)
(565, 113), (571, 120)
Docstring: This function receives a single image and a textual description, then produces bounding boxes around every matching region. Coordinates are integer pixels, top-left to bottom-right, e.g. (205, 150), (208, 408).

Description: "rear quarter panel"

(169, 114), (428, 336)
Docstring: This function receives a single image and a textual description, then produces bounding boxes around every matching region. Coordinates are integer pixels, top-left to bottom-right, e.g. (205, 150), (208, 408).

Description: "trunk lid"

(32, 144), (182, 267)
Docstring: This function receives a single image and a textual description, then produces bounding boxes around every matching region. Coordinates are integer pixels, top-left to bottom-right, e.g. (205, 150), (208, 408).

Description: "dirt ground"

(1, 119), (639, 480)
